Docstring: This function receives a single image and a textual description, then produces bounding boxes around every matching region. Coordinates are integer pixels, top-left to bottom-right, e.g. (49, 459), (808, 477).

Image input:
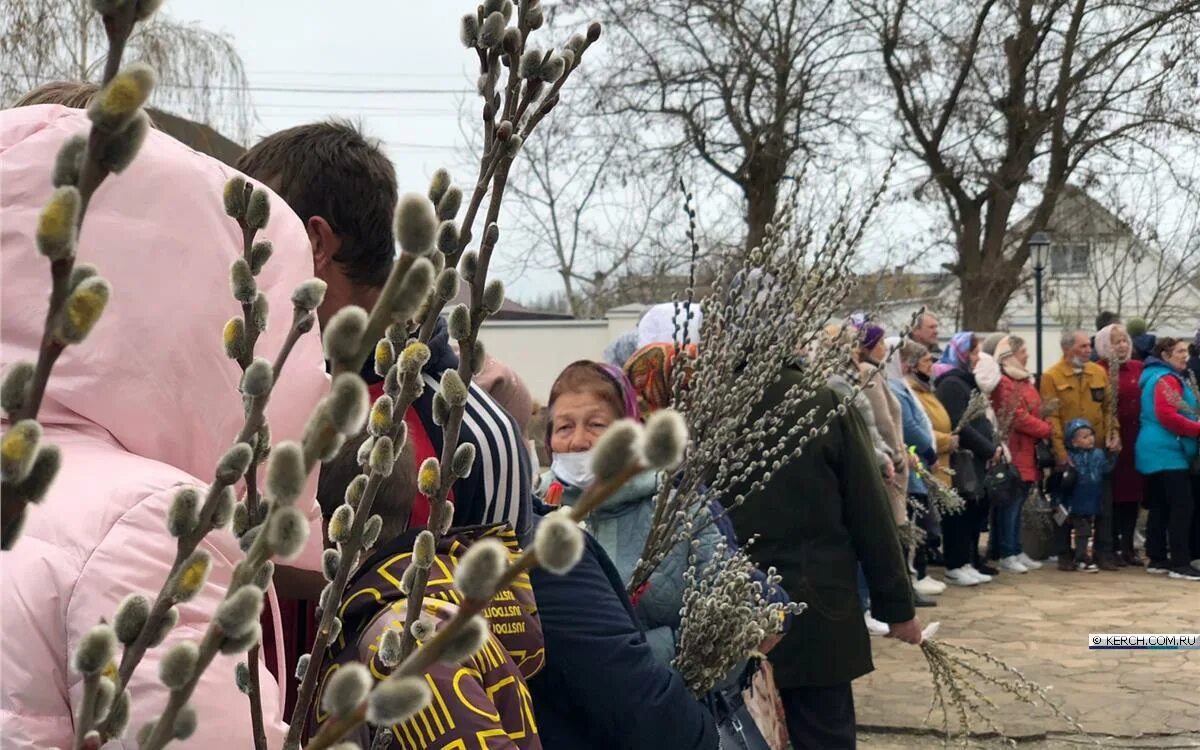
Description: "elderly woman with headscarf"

(935, 332), (1001, 586)
(991, 336), (1053, 572)
(1095, 324), (1146, 565)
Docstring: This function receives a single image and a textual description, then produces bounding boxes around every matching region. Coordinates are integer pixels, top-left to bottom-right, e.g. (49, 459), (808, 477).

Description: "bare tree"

(859, 0), (1200, 330)
(563, 0), (865, 254)
(1, 0), (253, 141)
(497, 107), (687, 317)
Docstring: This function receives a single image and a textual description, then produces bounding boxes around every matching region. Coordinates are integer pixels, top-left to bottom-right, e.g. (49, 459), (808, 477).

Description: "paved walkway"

(853, 563), (1200, 747)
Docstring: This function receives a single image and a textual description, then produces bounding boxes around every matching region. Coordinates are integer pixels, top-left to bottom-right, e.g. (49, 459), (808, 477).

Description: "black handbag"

(985, 460), (1023, 505)
(707, 662), (772, 750)
(951, 450), (984, 501)
(1034, 439), (1056, 470)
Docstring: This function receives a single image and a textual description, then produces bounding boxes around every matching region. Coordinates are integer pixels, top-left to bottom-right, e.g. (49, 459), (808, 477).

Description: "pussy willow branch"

(305, 463), (641, 750)
(92, 309), (311, 741)
(1, 4), (143, 547)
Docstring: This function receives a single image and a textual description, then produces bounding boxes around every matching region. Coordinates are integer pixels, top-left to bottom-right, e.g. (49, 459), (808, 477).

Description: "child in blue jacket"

(1058, 418), (1116, 572)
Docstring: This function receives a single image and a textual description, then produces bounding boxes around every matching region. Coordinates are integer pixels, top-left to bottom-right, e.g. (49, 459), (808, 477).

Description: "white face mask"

(551, 450), (595, 489)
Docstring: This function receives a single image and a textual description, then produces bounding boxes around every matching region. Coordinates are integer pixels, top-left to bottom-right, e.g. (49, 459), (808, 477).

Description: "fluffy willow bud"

(223, 317), (247, 361)
(223, 175), (248, 219)
(439, 615), (489, 665)
(385, 323), (407, 348)
(505, 134), (524, 157)
(291, 279), (328, 313)
(149, 606), (180, 648)
(436, 186), (462, 222)
(399, 564), (417, 595)
(166, 486), (200, 538)
(641, 409), (688, 470)
(417, 458), (441, 497)
(95, 110), (149, 173)
(448, 304), (471, 341)
(431, 392), (450, 427)
(591, 420), (642, 483)
(266, 441), (306, 506)
(479, 10), (506, 48)
(369, 395), (393, 437)
(435, 268), (460, 303)
(230, 258), (257, 304)
(172, 704), (198, 740)
(215, 443), (253, 486)
(435, 501), (455, 534)
(534, 509), (584, 574)
(106, 689), (131, 737)
(436, 221), (458, 255)
(267, 506), (309, 560)
(328, 505), (354, 545)
(378, 629), (403, 667)
(93, 676), (116, 723)
(345, 474), (368, 507)
(295, 653), (311, 681)
(1, 420), (42, 483)
(374, 340), (396, 378)
(159, 640), (198, 689)
(219, 623), (262, 655)
(245, 189), (271, 232)
(241, 357), (274, 399)
(329, 373), (369, 435)
(472, 340), (487, 376)
(172, 550), (211, 602)
(454, 538), (507, 601)
(248, 240), (273, 276)
(542, 52), (566, 83)
(370, 436), (396, 477)
(322, 548), (341, 582)
(356, 437), (375, 470)
(253, 559), (275, 590)
(232, 503), (250, 537)
(481, 279), (505, 315)
(440, 370), (468, 409)
(362, 514), (383, 549)
(52, 135), (87, 188)
(209, 486), (235, 531)
(395, 193), (438, 255)
(410, 615), (437, 642)
(73, 624), (116, 675)
(458, 250), (478, 284)
(368, 677), (432, 726)
(324, 306), (368, 364)
(527, 2), (545, 29)
(217, 586), (264, 638)
(9, 443), (60, 504)
(518, 48), (543, 79)
(451, 443), (476, 479)
(248, 293), (269, 336)
(414, 530), (436, 569)
(55, 276), (111, 344)
(88, 62), (155, 132)
(113, 593), (150, 645)
(1, 361), (35, 415)
(459, 13), (479, 48)
(322, 663), (371, 719)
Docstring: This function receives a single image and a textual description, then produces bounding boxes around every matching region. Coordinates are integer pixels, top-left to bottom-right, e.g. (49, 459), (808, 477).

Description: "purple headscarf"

(860, 324), (885, 351)
(935, 331), (976, 377)
(596, 362), (642, 421)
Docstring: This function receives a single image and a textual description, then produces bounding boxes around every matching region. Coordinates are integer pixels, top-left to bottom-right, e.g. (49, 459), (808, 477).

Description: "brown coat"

(1039, 358), (1115, 462)
(859, 362), (908, 525)
(910, 376), (955, 485)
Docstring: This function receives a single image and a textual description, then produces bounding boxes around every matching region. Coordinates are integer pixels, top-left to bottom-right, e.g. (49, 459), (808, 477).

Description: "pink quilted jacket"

(1, 105), (330, 748)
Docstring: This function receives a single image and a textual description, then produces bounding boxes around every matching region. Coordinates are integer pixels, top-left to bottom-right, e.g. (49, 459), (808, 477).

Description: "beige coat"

(859, 362), (908, 525)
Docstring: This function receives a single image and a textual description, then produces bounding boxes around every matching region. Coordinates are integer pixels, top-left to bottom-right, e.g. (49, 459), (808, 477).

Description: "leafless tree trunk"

(1, 0), (254, 141)
(859, 0), (1200, 330)
(563, 0), (865, 255)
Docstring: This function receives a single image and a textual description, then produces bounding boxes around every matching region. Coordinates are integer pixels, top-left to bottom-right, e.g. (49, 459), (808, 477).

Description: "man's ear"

(307, 216), (342, 274)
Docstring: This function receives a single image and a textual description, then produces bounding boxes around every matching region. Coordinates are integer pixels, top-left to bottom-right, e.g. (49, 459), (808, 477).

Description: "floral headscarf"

(939, 331), (976, 370)
(623, 342), (698, 420)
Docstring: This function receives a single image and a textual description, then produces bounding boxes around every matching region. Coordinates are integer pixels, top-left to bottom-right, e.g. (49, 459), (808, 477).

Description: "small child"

(1057, 419), (1115, 572)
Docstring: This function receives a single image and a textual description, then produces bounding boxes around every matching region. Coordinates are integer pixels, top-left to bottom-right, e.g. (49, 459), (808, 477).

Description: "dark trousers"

(1146, 470), (1195, 568)
(1093, 481), (1114, 559)
(942, 497), (982, 570)
(781, 683), (856, 750)
(1069, 515), (1095, 563)
(1112, 502), (1140, 557)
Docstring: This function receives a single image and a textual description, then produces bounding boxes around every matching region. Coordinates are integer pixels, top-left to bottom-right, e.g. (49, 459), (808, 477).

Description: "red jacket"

(992, 375), (1053, 482)
(1098, 359), (1145, 503)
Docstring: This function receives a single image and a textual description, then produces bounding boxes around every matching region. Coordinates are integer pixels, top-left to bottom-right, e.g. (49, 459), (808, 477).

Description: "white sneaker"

(999, 556), (1029, 573)
(1017, 552), (1043, 570)
(944, 567), (980, 586)
(913, 576), (947, 595)
(965, 564), (993, 583)
(864, 611), (890, 636)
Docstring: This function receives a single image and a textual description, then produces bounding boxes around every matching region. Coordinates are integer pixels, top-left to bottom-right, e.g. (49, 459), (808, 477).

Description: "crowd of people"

(2, 85), (1199, 750)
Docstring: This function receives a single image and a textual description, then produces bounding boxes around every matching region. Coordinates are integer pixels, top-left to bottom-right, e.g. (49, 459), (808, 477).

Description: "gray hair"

(1060, 329), (1086, 350)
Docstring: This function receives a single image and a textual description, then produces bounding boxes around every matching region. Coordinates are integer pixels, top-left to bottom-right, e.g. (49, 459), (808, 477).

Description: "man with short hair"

(238, 121), (531, 535)
(909, 311), (940, 354)
(1041, 330), (1119, 570)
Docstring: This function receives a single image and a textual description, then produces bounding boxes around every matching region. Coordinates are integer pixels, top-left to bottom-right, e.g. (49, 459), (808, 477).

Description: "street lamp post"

(1029, 231), (1051, 382)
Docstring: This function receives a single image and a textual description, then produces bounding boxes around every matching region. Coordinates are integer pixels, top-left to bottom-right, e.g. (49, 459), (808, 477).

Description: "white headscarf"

(636, 302), (703, 348)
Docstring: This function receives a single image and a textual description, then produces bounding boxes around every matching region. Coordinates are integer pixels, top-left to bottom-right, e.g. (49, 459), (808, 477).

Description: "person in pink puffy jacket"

(1, 102), (330, 748)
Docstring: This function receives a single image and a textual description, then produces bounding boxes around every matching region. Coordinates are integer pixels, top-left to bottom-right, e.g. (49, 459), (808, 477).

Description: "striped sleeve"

(424, 375), (532, 536)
